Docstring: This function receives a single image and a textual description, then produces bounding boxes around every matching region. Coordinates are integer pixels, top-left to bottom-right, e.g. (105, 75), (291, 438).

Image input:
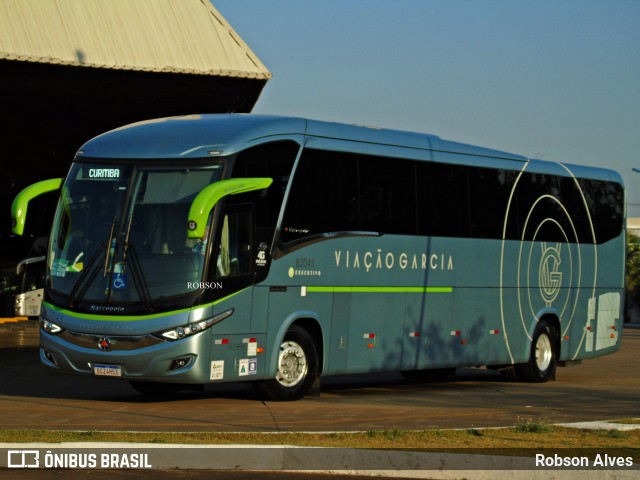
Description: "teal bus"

(11, 114), (625, 400)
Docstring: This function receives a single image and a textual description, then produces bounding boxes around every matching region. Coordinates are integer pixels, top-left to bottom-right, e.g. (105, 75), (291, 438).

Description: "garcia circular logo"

(539, 242), (563, 306)
(499, 166), (597, 361)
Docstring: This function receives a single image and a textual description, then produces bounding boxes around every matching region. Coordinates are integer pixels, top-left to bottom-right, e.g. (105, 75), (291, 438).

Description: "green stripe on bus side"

(42, 288), (250, 322)
(43, 285), (451, 322)
(306, 286), (453, 293)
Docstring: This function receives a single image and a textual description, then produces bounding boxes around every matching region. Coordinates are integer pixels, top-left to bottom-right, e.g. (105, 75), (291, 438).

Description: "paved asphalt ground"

(0, 319), (638, 479)
(0, 319), (639, 432)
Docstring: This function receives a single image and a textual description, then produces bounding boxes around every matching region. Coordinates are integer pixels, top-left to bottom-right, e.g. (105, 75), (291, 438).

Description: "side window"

(417, 162), (470, 237)
(468, 167), (518, 239)
(281, 148), (625, 245)
(513, 173), (564, 242)
(281, 148), (418, 244)
(215, 207), (253, 278)
(232, 141), (299, 260)
(281, 149), (358, 243)
(502, 172), (623, 244)
(578, 178), (624, 244)
(358, 155), (417, 235)
(232, 141), (299, 228)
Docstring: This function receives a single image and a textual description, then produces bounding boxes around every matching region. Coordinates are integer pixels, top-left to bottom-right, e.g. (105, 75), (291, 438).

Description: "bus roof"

(75, 114), (622, 184)
(77, 115), (306, 159)
(76, 113), (526, 161)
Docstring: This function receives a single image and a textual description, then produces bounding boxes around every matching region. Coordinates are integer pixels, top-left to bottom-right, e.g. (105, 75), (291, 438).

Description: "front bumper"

(39, 328), (211, 383)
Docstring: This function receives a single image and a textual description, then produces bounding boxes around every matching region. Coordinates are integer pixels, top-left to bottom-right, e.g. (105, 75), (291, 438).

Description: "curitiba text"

(88, 168), (120, 178)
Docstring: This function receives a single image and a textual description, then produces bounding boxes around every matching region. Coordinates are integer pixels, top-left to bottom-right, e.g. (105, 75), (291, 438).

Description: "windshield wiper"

(124, 244), (152, 312)
(121, 215), (133, 272)
(103, 216), (117, 277)
(64, 244), (106, 309)
(112, 214), (152, 312)
(66, 215), (117, 308)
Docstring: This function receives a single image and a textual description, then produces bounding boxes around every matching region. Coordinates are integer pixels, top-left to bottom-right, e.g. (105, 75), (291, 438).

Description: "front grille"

(58, 330), (165, 351)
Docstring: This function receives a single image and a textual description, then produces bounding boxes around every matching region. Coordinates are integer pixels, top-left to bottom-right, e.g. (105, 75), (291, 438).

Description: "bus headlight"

(40, 318), (64, 334)
(156, 308), (234, 341)
(159, 320), (212, 340)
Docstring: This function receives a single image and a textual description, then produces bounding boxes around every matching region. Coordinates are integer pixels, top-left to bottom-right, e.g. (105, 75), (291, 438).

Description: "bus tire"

(253, 325), (319, 401)
(515, 320), (557, 383)
(129, 381), (180, 397)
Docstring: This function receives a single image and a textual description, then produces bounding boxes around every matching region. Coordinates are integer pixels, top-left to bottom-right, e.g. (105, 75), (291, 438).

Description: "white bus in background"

(15, 255), (45, 318)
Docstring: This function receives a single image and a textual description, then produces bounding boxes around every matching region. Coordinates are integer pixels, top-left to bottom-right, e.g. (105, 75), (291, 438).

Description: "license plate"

(93, 364), (122, 377)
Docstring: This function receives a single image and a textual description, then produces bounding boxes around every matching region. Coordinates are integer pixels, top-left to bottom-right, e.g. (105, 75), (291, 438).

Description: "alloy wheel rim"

(535, 333), (552, 372)
(275, 340), (307, 387)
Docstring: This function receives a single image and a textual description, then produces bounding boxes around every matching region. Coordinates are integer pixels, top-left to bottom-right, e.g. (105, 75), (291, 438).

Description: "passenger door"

(210, 204), (254, 334)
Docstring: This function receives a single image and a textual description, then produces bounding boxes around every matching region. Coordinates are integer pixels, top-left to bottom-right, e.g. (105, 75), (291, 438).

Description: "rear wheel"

(515, 320), (557, 382)
(253, 325), (319, 401)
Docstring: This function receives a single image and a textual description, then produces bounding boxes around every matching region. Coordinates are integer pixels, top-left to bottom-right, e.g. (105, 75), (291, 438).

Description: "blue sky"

(214, 1), (640, 215)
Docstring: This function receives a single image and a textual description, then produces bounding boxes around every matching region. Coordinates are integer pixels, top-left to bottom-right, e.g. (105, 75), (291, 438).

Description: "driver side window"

(216, 207), (253, 279)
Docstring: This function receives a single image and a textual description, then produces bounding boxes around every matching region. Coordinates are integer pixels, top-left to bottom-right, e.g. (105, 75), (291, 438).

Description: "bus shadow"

(0, 347), (262, 402)
(0, 347), (517, 404)
(320, 367), (513, 396)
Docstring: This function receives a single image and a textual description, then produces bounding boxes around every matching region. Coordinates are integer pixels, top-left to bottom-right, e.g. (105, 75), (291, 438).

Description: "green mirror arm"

(187, 177), (273, 239)
(11, 178), (63, 235)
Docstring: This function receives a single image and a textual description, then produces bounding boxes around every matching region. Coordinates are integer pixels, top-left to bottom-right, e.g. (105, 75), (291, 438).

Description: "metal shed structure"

(0, 0), (270, 251)
(0, 0), (271, 291)
(0, 0), (270, 79)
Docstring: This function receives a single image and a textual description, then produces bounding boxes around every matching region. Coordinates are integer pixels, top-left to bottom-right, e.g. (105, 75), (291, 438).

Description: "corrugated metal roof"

(0, 0), (271, 79)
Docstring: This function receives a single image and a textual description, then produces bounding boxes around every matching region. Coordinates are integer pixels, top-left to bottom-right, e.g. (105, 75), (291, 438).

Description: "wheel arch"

(270, 311), (324, 376)
(515, 312), (561, 382)
(525, 309), (561, 360)
(537, 312), (561, 361)
(290, 317), (324, 375)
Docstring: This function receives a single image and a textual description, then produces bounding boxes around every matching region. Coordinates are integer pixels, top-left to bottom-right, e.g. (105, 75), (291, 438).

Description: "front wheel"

(515, 320), (558, 382)
(253, 325), (319, 401)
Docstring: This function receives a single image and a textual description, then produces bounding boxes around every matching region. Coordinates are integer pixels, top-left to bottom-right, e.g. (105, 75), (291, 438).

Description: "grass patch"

(609, 418), (640, 425)
(1, 425), (639, 454)
(514, 417), (552, 434)
(604, 430), (628, 439)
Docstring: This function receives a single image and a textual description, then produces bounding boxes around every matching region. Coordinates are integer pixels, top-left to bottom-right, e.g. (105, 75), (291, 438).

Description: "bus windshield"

(48, 161), (224, 306)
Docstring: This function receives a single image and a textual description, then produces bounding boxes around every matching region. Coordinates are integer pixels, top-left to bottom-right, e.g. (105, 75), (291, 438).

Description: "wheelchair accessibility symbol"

(113, 273), (127, 290)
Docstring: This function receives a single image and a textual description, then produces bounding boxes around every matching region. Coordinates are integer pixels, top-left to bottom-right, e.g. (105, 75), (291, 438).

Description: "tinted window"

(505, 173), (623, 244)
(281, 149), (419, 244)
(469, 168), (518, 239)
(417, 162), (469, 237)
(358, 155), (416, 234)
(281, 147), (623, 245)
(281, 149), (358, 243)
(231, 141), (299, 229)
(578, 178), (624, 244)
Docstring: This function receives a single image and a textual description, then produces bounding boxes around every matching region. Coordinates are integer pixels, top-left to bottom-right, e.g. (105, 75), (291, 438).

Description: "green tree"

(625, 233), (640, 323)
